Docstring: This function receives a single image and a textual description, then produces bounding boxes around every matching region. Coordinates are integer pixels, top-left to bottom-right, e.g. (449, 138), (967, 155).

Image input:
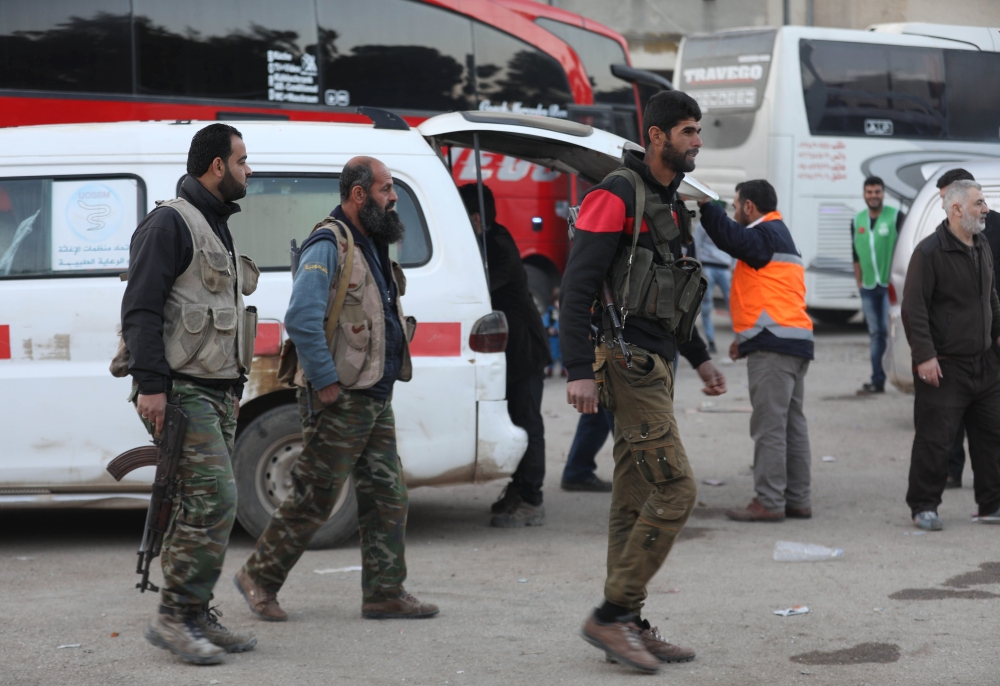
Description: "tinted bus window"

(316, 0), (474, 112)
(0, 176), (145, 278)
(473, 22), (572, 117)
(679, 29), (776, 149)
(134, 0), (320, 104)
(0, 0), (132, 94)
(799, 40), (946, 139)
(534, 18), (632, 105)
(944, 50), (1000, 142)
(227, 175), (431, 270)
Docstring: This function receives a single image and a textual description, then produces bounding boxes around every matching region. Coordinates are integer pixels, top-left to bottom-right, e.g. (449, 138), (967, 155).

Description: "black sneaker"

(708, 340), (717, 354)
(945, 476), (962, 489)
(561, 475), (613, 492)
(490, 501), (544, 527)
(859, 382), (885, 394)
(491, 482), (522, 515)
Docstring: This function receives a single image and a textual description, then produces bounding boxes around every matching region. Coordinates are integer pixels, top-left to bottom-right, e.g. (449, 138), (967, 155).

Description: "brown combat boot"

(581, 613), (660, 673)
(726, 498), (785, 522)
(195, 605), (257, 653)
(606, 620), (695, 664)
(233, 569), (287, 622)
(362, 591), (439, 619)
(145, 605), (225, 665)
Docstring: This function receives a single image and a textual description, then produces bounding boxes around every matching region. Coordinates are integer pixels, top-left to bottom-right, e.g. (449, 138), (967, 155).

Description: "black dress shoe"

(561, 475), (613, 492)
(945, 476), (962, 489)
(859, 382), (885, 394)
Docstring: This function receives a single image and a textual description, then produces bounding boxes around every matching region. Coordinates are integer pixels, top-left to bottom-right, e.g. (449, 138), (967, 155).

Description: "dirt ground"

(3, 319), (998, 686)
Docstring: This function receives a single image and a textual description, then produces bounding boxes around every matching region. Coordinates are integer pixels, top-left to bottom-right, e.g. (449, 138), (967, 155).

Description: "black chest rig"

(604, 168), (707, 345)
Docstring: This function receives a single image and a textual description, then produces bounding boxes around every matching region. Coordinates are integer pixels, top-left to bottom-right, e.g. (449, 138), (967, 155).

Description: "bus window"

(533, 19), (632, 105)
(678, 29), (776, 149)
(317, 0), (474, 112)
(0, 0), (132, 94)
(799, 40), (946, 139)
(0, 176), (145, 278)
(944, 50), (1000, 142)
(473, 22), (572, 117)
(133, 0), (319, 104)
(226, 174), (431, 270)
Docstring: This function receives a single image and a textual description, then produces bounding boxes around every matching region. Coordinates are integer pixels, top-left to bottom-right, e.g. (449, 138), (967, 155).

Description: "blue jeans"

(860, 285), (889, 388)
(701, 265), (731, 344)
(561, 407), (616, 484)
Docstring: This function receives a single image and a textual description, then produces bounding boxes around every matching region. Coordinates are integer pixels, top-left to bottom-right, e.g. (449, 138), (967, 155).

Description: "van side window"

(0, 176), (145, 278)
(223, 174), (431, 270)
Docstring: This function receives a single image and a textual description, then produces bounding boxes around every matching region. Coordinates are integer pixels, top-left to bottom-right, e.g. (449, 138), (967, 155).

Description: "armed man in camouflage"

(234, 157), (438, 621)
(121, 124), (260, 664)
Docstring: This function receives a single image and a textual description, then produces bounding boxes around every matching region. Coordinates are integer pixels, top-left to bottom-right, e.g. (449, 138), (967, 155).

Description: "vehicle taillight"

(469, 311), (508, 353)
(888, 283), (897, 306)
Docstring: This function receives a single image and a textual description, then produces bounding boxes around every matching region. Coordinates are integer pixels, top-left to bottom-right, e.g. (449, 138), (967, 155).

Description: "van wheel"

(233, 404), (358, 549)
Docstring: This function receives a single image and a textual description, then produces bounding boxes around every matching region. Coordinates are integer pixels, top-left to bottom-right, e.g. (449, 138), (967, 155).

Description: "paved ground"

(3, 320), (999, 686)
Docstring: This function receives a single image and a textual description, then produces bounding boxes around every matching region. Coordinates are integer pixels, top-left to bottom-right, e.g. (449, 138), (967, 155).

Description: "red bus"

(0, 0), (663, 302)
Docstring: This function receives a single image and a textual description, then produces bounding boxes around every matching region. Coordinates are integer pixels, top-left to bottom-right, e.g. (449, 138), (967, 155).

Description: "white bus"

(676, 23), (1000, 321)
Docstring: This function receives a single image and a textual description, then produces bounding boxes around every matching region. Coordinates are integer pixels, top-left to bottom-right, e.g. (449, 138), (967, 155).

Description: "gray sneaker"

(978, 507), (1000, 524)
(195, 606), (257, 653)
(913, 511), (943, 531)
(145, 605), (225, 665)
(490, 500), (544, 528)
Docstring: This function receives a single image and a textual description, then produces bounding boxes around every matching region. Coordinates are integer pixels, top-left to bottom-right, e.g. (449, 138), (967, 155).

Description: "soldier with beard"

(235, 156), (438, 621)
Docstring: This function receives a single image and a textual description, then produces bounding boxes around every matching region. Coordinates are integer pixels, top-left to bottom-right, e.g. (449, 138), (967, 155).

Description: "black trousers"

(907, 352), (1000, 517)
(507, 371), (546, 506)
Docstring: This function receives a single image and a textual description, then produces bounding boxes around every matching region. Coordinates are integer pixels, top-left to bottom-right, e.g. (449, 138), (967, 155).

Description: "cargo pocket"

(197, 306), (237, 372)
(165, 303), (210, 369)
(199, 249), (233, 293)
(240, 255), (260, 296)
(623, 421), (684, 484)
(333, 321), (370, 387)
(179, 476), (221, 527)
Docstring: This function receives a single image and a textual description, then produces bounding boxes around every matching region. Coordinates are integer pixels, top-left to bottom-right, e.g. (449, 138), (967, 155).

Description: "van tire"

(233, 404), (358, 549)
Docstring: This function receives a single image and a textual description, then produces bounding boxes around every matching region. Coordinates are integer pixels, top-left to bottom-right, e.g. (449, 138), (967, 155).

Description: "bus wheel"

(233, 404), (358, 549)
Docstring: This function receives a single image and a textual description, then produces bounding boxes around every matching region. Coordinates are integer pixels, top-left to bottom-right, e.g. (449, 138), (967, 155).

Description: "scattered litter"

(57, 644), (81, 649)
(666, 588), (680, 594)
(800, 670), (812, 675)
(972, 514), (980, 523)
(314, 566), (363, 575)
(904, 531), (926, 536)
(702, 479), (725, 487)
(15, 556), (33, 561)
(874, 608), (884, 612)
(774, 541), (843, 562)
(822, 456), (837, 462)
(110, 632), (119, 637)
(517, 578), (528, 583)
(774, 606), (810, 617)
(457, 671), (464, 674)
(701, 400), (716, 409)
(210, 681), (220, 685)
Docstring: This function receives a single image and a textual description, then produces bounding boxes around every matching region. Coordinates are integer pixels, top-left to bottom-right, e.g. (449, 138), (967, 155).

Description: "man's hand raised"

(567, 379), (599, 414)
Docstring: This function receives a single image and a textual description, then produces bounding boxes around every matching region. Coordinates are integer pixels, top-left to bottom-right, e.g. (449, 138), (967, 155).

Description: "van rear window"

(0, 176), (145, 278)
(225, 174), (431, 270)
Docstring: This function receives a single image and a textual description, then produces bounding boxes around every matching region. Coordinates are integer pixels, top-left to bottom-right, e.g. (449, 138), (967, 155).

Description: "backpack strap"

(313, 219), (354, 349)
(607, 168), (645, 319)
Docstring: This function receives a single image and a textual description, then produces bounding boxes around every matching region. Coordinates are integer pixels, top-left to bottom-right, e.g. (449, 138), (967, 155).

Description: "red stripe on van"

(409, 323), (461, 357)
(255, 322), (282, 357)
(0, 325), (9, 359)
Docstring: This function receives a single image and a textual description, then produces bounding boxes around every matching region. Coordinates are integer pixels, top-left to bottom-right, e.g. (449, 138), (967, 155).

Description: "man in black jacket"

(902, 179), (1000, 531)
(459, 183), (551, 527)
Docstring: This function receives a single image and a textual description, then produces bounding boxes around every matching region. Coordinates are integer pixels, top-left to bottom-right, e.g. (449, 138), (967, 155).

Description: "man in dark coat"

(459, 183), (551, 527)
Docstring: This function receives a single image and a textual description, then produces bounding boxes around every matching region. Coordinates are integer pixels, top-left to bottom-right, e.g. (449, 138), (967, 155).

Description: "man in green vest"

(852, 176), (905, 394)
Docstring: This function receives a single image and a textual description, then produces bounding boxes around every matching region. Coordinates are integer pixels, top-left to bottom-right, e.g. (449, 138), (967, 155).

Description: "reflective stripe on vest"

(730, 212), (813, 345)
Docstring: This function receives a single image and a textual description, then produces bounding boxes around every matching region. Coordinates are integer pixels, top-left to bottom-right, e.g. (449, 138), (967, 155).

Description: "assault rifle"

(105, 404), (188, 592)
(601, 281), (632, 370)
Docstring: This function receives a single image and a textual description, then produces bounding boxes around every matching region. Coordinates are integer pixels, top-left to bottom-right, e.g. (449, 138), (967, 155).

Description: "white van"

(884, 160), (1000, 393)
(0, 111), (659, 546)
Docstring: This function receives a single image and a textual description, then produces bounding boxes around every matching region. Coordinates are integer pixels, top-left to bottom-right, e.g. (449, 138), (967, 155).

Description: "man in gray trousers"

(698, 180), (815, 522)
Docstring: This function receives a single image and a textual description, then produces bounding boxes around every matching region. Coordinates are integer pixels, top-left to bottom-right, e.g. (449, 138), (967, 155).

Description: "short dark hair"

(863, 176), (884, 189)
(187, 123), (242, 177)
(340, 159), (376, 199)
(735, 179), (778, 214)
(936, 167), (975, 189)
(457, 183), (496, 224)
(643, 90), (701, 138)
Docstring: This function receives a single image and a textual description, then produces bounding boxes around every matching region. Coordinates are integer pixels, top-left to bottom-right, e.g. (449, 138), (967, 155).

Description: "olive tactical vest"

(160, 198), (259, 379)
(604, 168), (707, 344)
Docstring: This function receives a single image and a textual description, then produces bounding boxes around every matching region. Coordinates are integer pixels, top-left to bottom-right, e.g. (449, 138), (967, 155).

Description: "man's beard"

(660, 139), (697, 173)
(218, 164), (247, 201)
(962, 212), (987, 235)
(359, 194), (405, 245)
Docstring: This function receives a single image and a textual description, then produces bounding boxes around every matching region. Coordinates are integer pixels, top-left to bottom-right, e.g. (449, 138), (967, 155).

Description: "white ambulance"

(0, 111), (702, 546)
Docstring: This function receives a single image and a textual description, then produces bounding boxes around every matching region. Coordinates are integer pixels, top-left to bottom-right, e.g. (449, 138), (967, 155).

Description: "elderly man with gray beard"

(902, 179), (1000, 531)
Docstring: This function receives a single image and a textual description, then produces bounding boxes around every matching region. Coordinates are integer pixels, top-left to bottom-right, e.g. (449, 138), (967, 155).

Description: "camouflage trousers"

(134, 381), (238, 610)
(243, 387), (408, 603)
(594, 343), (697, 613)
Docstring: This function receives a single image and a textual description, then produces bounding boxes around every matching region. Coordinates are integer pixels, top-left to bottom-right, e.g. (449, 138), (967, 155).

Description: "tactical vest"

(160, 198), (259, 379)
(853, 206), (898, 288)
(604, 168), (707, 344)
(283, 218), (414, 390)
